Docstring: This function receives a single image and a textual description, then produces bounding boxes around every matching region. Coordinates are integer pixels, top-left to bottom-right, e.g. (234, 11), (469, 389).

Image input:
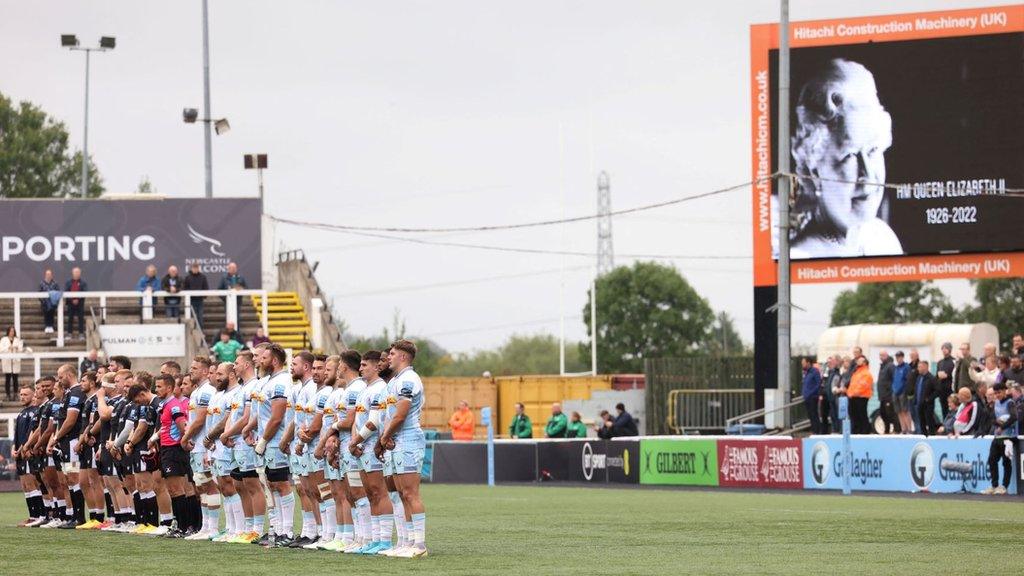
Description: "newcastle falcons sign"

(0, 198), (261, 291)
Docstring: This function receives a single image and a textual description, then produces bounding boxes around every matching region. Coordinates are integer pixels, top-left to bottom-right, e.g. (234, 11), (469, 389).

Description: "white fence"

(0, 289), (269, 347)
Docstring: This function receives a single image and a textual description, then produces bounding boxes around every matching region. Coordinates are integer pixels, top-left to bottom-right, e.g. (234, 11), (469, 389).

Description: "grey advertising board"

(0, 198), (260, 291)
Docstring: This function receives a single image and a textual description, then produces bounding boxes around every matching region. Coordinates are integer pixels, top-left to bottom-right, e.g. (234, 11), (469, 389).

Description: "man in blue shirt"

(892, 351), (911, 434)
(801, 357), (822, 434)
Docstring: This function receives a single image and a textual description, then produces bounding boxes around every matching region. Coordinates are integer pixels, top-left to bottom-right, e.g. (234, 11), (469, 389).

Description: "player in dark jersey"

(48, 364), (87, 527)
(123, 371), (164, 533)
(74, 372), (107, 529)
(97, 370), (134, 530)
(40, 376), (74, 528)
(14, 383), (45, 527)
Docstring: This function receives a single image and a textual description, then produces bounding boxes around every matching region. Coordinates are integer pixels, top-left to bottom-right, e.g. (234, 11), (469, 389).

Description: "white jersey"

(310, 384), (332, 447)
(389, 367), (425, 437)
(354, 378), (387, 441)
(321, 386), (346, 432)
(187, 380), (217, 453)
(341, 378), (367, 439)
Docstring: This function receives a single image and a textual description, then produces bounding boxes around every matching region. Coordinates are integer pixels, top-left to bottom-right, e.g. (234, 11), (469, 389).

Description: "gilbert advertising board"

(97, 324), (186, 358)
(717, 438), (803, 489)
(640, 438), (718, 486)
(803, 436), (1017, 494)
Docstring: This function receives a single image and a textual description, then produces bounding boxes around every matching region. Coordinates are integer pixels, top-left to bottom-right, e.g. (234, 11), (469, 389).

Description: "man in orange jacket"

(846, 356), (874, 434)
(448, 401), (475, 441)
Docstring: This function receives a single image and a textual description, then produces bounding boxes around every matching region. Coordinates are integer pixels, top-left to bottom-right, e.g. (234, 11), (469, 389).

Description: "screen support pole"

(776, 0), (792, 426)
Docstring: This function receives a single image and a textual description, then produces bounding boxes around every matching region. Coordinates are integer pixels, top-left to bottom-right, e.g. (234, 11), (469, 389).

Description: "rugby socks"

(355, 497), (371, 543)
(56, 498), (68, 520)
(43, 497), (54, 519)
(320, 498), (337, 542)
(379, 513), (393, 545)
(187, 495), (201, 532)
(25, 491), (44, 519)
(70, 484), (86, 524)
(160, 512), (174, 527)
(412, 513), (426, 547)
(278, 492), (295, 537)
(171, 495), (188, 531)
(131, 491), (142, 523)
(140, 491), (158, 526)
(103, 489), (114, 519)
(389, 492), (407, 546)
(254, 512), (266, 535)
(231, 497), (245, 535)
(301, 511), (314, 538)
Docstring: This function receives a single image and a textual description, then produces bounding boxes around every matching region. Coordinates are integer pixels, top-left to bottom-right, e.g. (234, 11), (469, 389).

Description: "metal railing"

(666, 389), (756, 434)
(0, 289), (268, 347)
(0, 351), (92, 381)
(726, 395), (807, 430)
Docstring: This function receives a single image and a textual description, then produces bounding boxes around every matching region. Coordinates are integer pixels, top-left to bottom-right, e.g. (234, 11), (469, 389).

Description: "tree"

(342, 310), (447, 376)
(829, 281), (958, 326)
(438, 333), (589, 377)
(962, 278), (1024, 351)
(581, 261), (715, 373)
(136, 176), (155, 195)
(703, 311), (748, 356)
(0, 92), (104, 198)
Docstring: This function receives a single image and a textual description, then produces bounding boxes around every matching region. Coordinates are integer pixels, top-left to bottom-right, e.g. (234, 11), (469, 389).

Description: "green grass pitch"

(2, 484), (1023, 575)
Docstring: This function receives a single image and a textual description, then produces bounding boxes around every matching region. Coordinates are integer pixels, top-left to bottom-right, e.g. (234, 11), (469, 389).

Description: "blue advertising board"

(803, 436), (1018, 494)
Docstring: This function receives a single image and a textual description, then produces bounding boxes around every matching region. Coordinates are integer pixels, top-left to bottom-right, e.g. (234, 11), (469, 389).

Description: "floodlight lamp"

(61, 35), (79, 47)
(214, 118), (230, 135)
(99, 36), (116, 49)
(183, 108), (199, 123)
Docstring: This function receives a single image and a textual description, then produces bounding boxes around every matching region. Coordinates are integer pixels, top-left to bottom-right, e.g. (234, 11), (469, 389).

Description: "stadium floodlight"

(62, 33), (115, 198)
(244, 154), (268, 212)
(183, 108), (199, 123)
(214, 118), (230, 135)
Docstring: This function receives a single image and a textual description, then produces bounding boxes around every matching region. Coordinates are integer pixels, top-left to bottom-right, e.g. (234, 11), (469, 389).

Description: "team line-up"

(11, 340), (430, 558)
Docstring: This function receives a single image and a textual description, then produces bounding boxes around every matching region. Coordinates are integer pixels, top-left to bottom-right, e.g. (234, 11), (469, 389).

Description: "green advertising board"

(639, 438), (719, 486)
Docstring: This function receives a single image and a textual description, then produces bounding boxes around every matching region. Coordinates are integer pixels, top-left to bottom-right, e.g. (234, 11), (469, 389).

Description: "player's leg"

(392, 443), (428, 558)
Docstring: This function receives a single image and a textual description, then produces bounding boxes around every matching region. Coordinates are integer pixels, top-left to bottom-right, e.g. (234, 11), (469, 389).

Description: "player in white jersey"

(332, 352), (371, 552)
(253, 344), (298, 547)
(281, 351), (321, 547)
(202, 362), (245, 542)
(378, 339), (428, 558)
(179, 356), (221, 539)
(348, 350), (394, 555)
(222, 349), (266, 543)
(314, 352), (358, 551)
(301, 355), (339, 549)
(376, 347), (409, 555)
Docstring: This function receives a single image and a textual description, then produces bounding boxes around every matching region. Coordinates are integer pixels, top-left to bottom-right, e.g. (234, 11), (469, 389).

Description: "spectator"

(1002, 354), (1024, 385)
(892, 351), (911, 434)
(182, 262), (209, 327)
(509, 403), (532, 439)
(161, 265), (182, 318)
(224, 321), (243, 345)
(953, 387), (980, 437)
(567, 411), (588, 438)
(250, 326), (271, 347)
(612, 403), (639, 437)
(596, 410), (614, 440)
(953, 342), (976, 394)
(876, 351), (898, 434)
(968, 354), (1000, 390)
(936, 394), (960, 435)
(846, 355), (873, 434)
(983, 382), (1017, 495)
(210, 329), (244, 363)
(38, 269), (60, 334)
(821, 356), (842, 433)
(63, 267), (87, 341)
(935, 343), (955, 418)
(801, 357), (822, 433)
(912, 359), (939, 436)
(218, 261), (247, 313)
(838, 356), (853, 394)
(994, 355), (1011, 384)
(983, 342), (997, 362)
(1012, 333), (1024, 358)
(80, 349), (101, 374)
(136, 264), (159, 292)
(544, 402), (568, 438)
(448, 400), (475, 441)
(905, 350), (921, 432)
(1, 327), (31, 401)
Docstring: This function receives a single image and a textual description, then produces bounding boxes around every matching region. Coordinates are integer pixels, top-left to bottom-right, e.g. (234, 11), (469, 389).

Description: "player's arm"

(255, 397), (286, 455)
(223, 404), (250, 444)
(306, 403), (325, 444)
(127, 414), (150, 454)
(204, 415), (228, 450)
(380, 398), (411, 444)
(51, 402), (81, 445)
(351, 404), (382, 448)
(179, 405), (209, 449)
(41, 419), (57, 453)
(96, 388), (113, 421)
(280, 420), (295, 453)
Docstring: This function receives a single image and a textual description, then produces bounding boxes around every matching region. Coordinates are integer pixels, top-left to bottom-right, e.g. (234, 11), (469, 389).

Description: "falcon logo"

(811, 442), (831, 486)
(187, 225), (226, 257)
(909, 442), (935, 489)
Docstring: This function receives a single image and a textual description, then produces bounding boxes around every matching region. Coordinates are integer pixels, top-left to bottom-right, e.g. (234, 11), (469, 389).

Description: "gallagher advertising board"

(0, 198), (260, 291)
(639, 438), (719, 486)
(803, 436), (1017, 494)
(717, 438), (803, 489)
(751, 5), (1024, 286)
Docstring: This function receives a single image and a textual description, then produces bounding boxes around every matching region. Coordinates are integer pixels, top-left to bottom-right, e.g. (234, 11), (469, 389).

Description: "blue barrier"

(803, 435), (1019, 494)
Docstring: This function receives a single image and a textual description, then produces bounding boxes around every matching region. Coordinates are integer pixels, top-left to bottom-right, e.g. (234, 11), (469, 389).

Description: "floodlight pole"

(202, 0), (214, 198)
(81, 49), (91, 198)
(777, 0), (793, 425)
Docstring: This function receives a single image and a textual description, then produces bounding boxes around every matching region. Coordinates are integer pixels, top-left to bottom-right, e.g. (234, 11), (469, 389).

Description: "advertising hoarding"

(639, 438), (719, 486)
(607, 439), (639, 484)
(716, 438), (803, 489)
(0, 198), (261, 291)
(751, 5), (1024, 285)
(97, 324), (186, 358)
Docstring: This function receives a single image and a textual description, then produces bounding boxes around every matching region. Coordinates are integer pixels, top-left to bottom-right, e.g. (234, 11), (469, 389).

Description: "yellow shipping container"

(421, 377), (497, 440)
(497, 375), (612, 438)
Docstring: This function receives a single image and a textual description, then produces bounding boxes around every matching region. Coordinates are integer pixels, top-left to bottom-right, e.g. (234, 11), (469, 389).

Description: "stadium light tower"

(62, 34), (115, 198)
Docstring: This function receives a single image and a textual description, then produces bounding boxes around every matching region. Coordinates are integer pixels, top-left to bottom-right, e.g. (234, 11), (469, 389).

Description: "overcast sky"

(1, 0), (989, 354)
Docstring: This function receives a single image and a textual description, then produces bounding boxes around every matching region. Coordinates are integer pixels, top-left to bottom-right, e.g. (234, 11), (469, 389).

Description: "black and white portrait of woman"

(774, 58), (902, 259)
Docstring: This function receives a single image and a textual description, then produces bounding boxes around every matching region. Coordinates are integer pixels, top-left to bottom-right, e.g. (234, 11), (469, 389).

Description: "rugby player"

(180, 356), (221, 539)
(135, 373), (192, 537)
(253, 343), (298, 547)
(14, 383), (45, 526)
(40, 376), (73, 528)
(204, 362), (245, 541)
(123, 371), (163, 533)
(283, 350), (321, 547)
(377, 347), (409, 554)
(23, 381), (54, 527)
(378, 339), (428, 558)
(221, 350), (266, 543)
(348, 350), (394, 555)
(301, 354), (338, 549)
(108, 370), (140, 531)
(74, 372), (108, 529)
(47, 364), (87, 527)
